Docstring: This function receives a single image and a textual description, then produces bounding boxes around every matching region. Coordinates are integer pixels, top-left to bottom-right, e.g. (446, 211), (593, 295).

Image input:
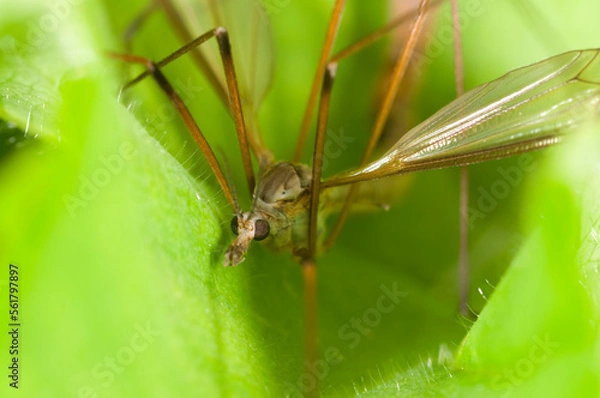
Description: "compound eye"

(253, 219), (270, 241)
(230, 216), (239, 235)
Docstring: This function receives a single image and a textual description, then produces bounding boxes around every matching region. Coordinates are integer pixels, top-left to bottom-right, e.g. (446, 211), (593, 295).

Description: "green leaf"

(1, 0), (599, 397)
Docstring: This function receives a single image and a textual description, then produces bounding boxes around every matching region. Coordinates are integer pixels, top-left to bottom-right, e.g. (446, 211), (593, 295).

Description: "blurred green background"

(1, 0), (599, 396)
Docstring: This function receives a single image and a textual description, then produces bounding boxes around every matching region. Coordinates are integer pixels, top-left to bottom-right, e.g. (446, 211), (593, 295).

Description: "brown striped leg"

(115, 27), (256, 196)
(302, 63), (337, 395)
(107, 52), (237, 210)
(293, 0), (347, 163)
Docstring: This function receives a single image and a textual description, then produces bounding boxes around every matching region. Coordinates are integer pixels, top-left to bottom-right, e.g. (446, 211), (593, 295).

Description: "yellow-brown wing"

(324, 49), (600, 187)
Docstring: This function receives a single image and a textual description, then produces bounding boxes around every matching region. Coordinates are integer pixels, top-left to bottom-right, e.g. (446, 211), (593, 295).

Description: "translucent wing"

(325, 49), (600, 187)
(165, 0), (275, 157)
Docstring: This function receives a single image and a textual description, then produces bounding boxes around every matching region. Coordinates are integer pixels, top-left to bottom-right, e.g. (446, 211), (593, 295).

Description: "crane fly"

(110, 0), (600, 392)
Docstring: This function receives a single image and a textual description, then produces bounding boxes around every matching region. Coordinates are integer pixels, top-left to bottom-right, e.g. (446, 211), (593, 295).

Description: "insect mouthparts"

(224, 246), (245, 267)
(224, 219), (253, 267)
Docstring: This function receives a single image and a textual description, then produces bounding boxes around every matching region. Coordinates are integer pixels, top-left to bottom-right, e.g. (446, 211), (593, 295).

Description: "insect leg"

(158, 0), (274, 166)
(156, 0), (229, 110)
(122, 1), (160, 54)
(214, 28), (256, 195)
(302, 258), (317, 388)
(107, 52), (236, 210)
(302, 63), (337, 383)
(451, 0), (465, 98)
(308, 64), (337, 261)
(118, 27), (256, 197)
(293, 0), (446, 164)
(323, 0), (431, 250)
(293, 0), (347, 163)
(450, 0), (471, 316)
(330, 0), (444, 64)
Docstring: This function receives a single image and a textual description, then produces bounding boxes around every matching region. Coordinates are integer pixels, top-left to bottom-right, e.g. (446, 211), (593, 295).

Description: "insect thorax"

(225, 161), (317, 266)
(253, 162), (313, 254)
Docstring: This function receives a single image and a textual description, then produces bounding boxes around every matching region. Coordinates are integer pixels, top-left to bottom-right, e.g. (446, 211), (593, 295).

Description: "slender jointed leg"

(293, 0), (347, 163)
(156, 0), (229, 108)
(157, 0), (273, 164)
(122, 1), (160, 54)
(302, 258), (317, 384)
(116, 27), (256, 197)
(107, 52), (237, 211)
(323, 0), (431, 250)
(330, 0), (444, 64)
(302, 63), (337, 391)
(450, 0), (470, 316)
(294, 0), (445, 167)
